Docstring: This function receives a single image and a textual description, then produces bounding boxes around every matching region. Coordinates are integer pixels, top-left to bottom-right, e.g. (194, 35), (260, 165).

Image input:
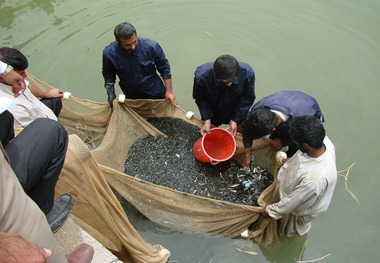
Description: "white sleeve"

(0, 61), (7, 74)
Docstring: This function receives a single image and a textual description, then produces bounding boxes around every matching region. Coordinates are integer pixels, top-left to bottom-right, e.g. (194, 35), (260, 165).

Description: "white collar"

(270, 109), (289, 122)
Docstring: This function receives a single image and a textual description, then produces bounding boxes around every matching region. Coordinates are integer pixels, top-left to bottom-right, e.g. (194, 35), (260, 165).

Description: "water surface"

(1, 0), (379, 262)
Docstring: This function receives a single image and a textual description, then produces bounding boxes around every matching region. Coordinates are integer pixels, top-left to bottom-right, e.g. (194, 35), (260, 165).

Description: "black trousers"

(40, 97), (62, 117)
(1, 111), (68, 214)
(0, 110), (14, 148)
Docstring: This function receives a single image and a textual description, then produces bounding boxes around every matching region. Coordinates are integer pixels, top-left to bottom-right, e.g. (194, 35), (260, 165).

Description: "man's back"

(252, 90), (323, 120)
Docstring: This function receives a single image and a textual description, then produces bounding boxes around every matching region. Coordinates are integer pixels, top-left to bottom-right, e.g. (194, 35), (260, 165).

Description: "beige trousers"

(0, 145), (68, 263)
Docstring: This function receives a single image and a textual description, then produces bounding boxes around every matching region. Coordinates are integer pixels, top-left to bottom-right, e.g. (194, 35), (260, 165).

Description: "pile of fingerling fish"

(124, 118), (273, 206)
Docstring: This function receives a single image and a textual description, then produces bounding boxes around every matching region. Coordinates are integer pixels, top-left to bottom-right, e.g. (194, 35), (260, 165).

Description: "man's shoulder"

(103, 41), (118, 54)
(138, 37), (159, 48)
(238, 62), (254, 75)
(301, 137), (337, 183)
(195, 62), (213, 75)
(324, 136), (336, 160)
(317, 139), (337, 186)
(238, 62), (253, 69)
(138, 37), (156, 43)
(137, 37), (166, 57)
(271, 91), (317, 102)
(193, 63), (214, 86)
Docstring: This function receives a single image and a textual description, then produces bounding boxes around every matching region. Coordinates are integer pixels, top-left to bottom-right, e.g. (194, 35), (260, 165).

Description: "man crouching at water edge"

(260, 116), (337, 236)
(241, 90), (324, 167)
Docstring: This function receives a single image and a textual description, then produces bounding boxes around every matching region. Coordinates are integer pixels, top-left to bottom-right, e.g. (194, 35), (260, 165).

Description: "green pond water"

(1, 0), (379, 262)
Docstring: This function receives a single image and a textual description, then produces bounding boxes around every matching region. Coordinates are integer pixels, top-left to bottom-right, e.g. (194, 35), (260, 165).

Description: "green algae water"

(1, 0), (379, 262)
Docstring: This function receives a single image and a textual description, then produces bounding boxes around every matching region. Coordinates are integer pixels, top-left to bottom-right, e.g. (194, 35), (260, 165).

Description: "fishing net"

(27, 73), (281, 262)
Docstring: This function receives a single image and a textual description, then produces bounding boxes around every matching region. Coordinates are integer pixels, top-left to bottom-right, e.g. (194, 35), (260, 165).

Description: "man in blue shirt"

(242, 90), (324, 166)
(102, 22), (176, 108)
(192, 55), (255, 136)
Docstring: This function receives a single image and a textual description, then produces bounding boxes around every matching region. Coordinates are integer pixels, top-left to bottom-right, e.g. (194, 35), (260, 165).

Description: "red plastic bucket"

(193, 128), (236, 165)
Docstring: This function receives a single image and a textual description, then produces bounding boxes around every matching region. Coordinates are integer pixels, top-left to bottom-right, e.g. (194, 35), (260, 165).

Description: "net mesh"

(26, 73), (280, 262)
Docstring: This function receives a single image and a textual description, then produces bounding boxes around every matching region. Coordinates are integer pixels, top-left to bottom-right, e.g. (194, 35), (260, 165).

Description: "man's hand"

(163, 78), (176, 109)
(260, 206), (268, 217)
(242, 148), (252, 167)
(165, 91), (176, 110)
(227, 120), (237, 137)
(105, 83), (116, 108)
(243, 155), (251, 167)
(3, 70), (26, 97)
(28, 83), (64, 99)
(270, 137), (283, 150)
(0, 233), (52, 263)
(200, 119), (211, 136)
(45, 88), (64, 98)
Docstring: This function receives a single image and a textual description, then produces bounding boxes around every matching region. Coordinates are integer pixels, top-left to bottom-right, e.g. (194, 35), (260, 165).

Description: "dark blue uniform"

(192, 62), (255, 126)
(102, 38), (171, 99)
(243, 90), (324, 153)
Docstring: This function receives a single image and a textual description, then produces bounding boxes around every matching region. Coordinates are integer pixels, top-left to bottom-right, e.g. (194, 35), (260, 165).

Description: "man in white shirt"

(0, 63), (94, 263)
(261, 116), (337, 236)
(0, 47), (63, 128)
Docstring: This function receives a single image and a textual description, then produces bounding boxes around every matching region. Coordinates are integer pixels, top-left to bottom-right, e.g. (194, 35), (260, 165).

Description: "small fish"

(235, 247), (258, 255)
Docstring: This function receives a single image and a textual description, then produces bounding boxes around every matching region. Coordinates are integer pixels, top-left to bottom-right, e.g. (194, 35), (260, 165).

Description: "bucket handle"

(210, 159), (220, 165)
(225, 127), (234, 135)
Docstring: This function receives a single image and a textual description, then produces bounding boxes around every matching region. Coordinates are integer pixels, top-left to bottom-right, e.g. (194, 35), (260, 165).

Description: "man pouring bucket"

(192, 54), (256, 164)
(192, 54), (256, 137)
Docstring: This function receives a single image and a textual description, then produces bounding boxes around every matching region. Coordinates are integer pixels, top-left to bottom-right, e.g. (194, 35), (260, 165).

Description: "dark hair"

(213, 54), (239, 82)
(0, 47), (28, 71)
(289, 116), (325, 148)
(114, 22), (137, 41)
(242, 108), (278, 140)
